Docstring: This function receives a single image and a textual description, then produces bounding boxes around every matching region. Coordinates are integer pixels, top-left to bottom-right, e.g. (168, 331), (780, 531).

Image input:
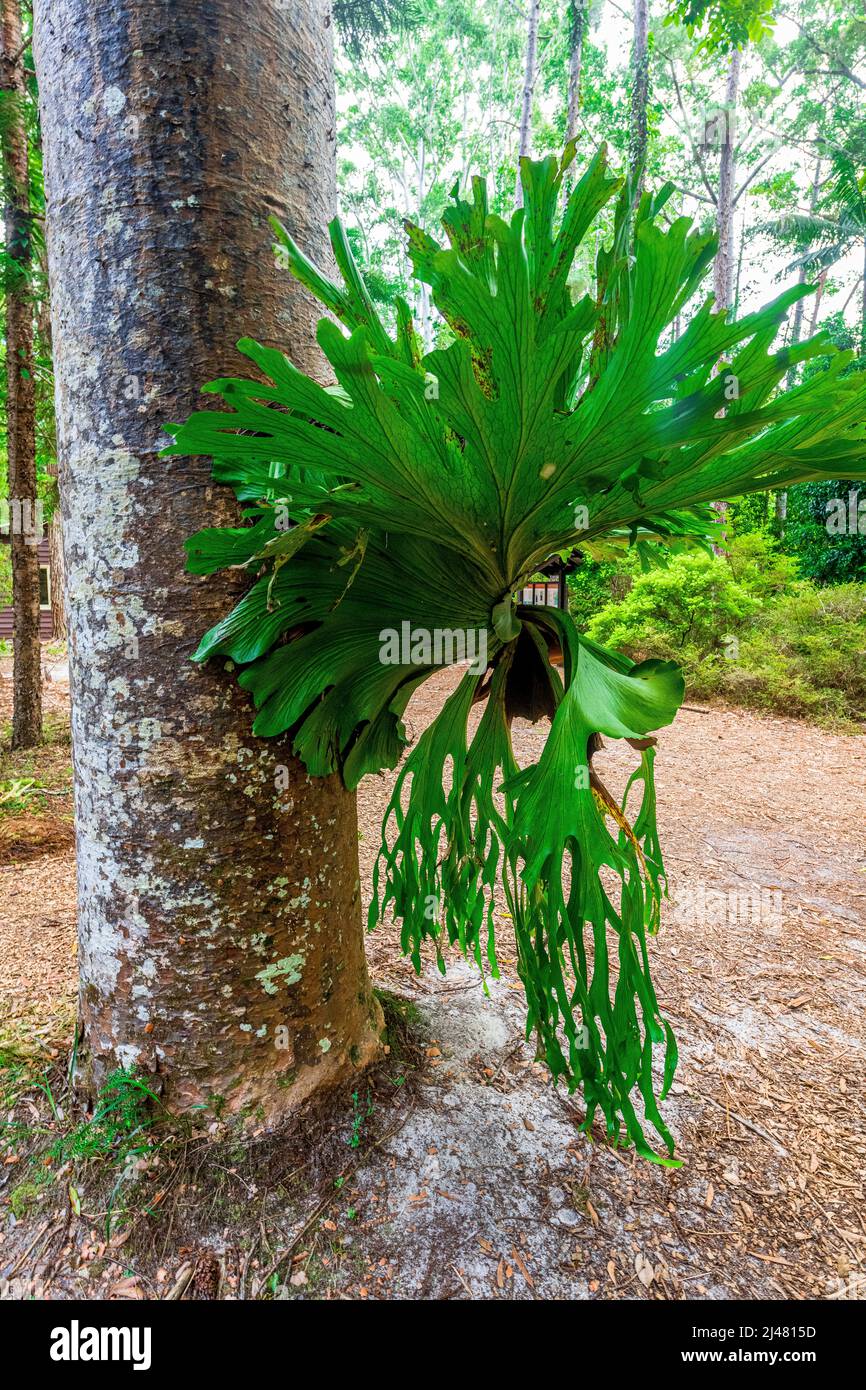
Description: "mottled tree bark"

(33, 0), (381, 1118)
(2, 0), (42, 747)
(47, 491), (66, 640)
(628, 0), (649, 198)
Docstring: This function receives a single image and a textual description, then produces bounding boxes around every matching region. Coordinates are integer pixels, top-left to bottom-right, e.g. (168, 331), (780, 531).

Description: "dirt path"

(1, 674), (864, 1299)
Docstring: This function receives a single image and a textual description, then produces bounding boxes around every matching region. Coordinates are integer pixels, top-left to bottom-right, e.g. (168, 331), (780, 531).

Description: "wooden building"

(0, 536), (55, 640)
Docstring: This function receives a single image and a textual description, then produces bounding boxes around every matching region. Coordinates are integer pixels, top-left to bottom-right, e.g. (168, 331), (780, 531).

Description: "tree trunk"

(35, 269), (67, 641)
(807, 268), (827, 338)
(786, 156), (823, 389)
(710, 47), (741, 549)
(777, 157), (823, 538)
(628, 0), (650, 198)
(47, 502), (65, 640)
(33, 0), (382, 1118)
(416, 136), (433, 351)
(2, 0), (42, 747)
(565, 0), (586, 146)
(713, 48), (741, 313)
(733, 207), (744, 312)
(515, 0), (540, 207)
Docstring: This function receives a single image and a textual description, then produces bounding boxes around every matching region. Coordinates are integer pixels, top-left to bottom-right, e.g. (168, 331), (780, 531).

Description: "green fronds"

(169, 147), (866, 1162)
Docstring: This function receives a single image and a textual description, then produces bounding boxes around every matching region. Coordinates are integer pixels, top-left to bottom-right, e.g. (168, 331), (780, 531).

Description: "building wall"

(0, 537), (55, 640)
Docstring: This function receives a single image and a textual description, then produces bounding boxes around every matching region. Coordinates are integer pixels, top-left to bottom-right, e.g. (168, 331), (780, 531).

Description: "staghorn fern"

(167, 145), (866, 1163)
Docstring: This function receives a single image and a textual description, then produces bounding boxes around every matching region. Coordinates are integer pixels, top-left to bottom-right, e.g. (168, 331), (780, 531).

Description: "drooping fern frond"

(167, 144), (866, 1163)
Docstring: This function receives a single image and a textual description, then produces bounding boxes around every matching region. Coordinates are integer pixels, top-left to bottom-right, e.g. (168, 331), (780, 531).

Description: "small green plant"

(0, 777), (39, 811)
(50, 1070), (159, 1164)
(10, 1177), (50, 1220)
(42, 1070), (164, 1238)
(348, 1087), (373, 1149)
(586, 534), (866, 728)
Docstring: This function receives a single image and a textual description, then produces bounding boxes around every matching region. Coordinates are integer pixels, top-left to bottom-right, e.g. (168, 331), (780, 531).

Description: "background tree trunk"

(34, 0), (382, 1118)
(710, 46), (741, 548)
(776, 157), (823, 539)
(628, 0), (650, 197)
(807, 268), (827, 338)
(35, 269), (67, 641)
(2, 0), (42, 747)
(515, 0), (540, 207)
(786, 157), (823, 383)
(713, 48), (741, 313)
(47, 497), (65, 640)
(565, 0), (586, 147)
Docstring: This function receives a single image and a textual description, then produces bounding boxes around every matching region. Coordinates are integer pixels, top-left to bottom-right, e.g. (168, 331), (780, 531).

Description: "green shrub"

(723, 531), (799, 598)
(586, 545), (760, 669)
(785, 479), (866, 585)
(583, 535), (866, 729)
(729, 583), (866, 725)
(566, 556), (628, 630)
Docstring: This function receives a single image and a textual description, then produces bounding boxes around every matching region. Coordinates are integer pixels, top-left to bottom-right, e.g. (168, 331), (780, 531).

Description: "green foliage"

(567, 556), (629, 631)
(10, 1177), (49, 1219)
(0, 776), (39, 811)
(333, 0), (417, 59)
(171, 148), (866, 1162)
(349, 1087), (374, 1148)
(588, 545), (762, 658)
(664, 0), (775, 52)
(50, 1069), (158, 1164)
(785, 479), (866, 584)
(725, 582), (866, 726)
(586, 534), (866, 728)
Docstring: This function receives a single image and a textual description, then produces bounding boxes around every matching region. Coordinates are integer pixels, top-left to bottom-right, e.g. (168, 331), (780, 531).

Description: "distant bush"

(725, 583), (866, 726)
(784, 479), (866, 585)
(567, 556), (630, 630)
(580, 534), (866, 730)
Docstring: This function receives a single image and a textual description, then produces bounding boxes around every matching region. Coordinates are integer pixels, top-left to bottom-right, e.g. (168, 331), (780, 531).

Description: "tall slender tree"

(713, 46), (740, 312)
(775, 156), (824, 536)
(34, 225), (65, 640)
(33, 0), (381, 1115)
(565, 0), (587, 148)
(515, 0), (541, 206)
(1, 0), (41, 747)
(629, 0), (650, 195)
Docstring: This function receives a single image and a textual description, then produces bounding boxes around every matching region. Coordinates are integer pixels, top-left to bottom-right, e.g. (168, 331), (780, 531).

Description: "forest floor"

(1, 667), (865, 1301)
